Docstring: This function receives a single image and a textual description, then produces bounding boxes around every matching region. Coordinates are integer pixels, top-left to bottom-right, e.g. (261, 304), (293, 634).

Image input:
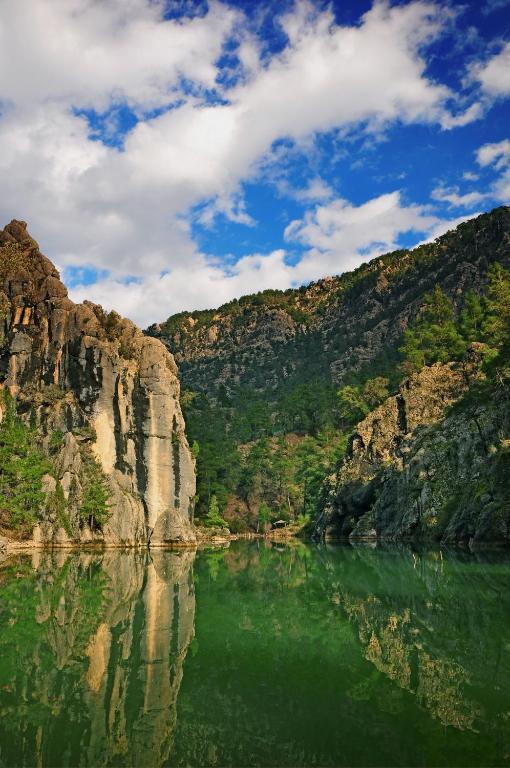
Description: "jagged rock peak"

(0, 220), (196, 547)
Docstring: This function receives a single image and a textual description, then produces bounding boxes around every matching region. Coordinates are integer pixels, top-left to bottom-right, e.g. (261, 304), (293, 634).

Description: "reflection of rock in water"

(320, 546), (510, 733)
(0, 550), (195, 768)
(132, 551), (195, 766)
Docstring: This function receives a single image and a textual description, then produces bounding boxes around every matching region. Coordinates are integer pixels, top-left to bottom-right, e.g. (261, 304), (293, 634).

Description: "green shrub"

(47, 481), (72, 536)
(0, 392), (51, 535)
(49, 429), (64, 452)
(400, 285), (467, 372)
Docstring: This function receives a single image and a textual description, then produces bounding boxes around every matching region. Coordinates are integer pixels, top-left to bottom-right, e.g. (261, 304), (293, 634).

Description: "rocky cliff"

(317, 357), (510, 545)
(0, 220), (196, 547)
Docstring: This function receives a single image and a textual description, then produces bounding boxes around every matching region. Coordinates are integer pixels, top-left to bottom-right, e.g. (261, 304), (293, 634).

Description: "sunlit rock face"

(0, 220), (196, 546)
(0, 550), (196, 767)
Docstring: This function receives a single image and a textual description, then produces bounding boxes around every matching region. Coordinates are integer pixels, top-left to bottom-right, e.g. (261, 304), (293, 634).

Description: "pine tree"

(0, 392), (50, 534)
(401, 285), (467, 372)
(79, 452), (111, 531)
(203, 494), (228, 528)
(336, 385), (369, 426)
(483, 264), (510, 354)
(459, 291), (484, 342)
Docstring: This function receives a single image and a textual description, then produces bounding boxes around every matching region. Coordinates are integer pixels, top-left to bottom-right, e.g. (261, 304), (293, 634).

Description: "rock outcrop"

(317, 359), (510, 545)
(0, 220), (196, 546)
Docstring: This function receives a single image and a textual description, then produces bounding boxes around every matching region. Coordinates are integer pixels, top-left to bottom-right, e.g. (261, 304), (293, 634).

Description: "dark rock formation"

(317, 360), (510, 545)
(0, 220), (196, 546)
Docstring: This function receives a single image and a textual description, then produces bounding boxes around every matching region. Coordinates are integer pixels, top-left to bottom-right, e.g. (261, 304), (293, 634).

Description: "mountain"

(149, 206), (510, 540)
(0, 220), (196, 547)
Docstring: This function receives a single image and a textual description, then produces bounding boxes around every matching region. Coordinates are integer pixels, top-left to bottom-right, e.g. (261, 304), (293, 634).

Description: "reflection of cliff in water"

(318, 545), (510, 734)
(0, 549), (195, 767)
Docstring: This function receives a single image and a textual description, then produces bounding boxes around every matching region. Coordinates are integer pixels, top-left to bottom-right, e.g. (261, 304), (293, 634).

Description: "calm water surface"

(1, 542), (510, 767)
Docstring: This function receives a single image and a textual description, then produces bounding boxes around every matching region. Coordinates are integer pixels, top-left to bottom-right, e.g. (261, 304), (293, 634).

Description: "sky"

(0, 0), (509, 327)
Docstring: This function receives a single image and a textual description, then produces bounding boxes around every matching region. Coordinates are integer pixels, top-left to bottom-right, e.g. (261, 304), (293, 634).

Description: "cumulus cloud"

(293, 178), (335, 203)
(71, 249), (298, 327)
(0, 0), (237, 111)
(73, 190), (471, 326)
(283, 191), (441, 281)
(477, 139), (510, 168)
(431, 185), (486, 208)
(0, 0), (484, 324)
(473, 42), (510, 97)
(71, 191), (455, 326)
(476, 139), (510, 202)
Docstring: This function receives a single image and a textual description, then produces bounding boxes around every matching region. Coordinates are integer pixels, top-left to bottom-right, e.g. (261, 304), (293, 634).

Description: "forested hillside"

(148, 206), (510, 534)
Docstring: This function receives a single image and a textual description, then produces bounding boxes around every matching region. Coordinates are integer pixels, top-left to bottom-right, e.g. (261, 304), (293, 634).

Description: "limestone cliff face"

(317, 359), (510, 545)
(0, 220), (196, 546)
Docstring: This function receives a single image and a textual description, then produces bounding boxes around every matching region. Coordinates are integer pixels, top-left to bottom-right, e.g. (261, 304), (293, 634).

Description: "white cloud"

(476, 139), (510, 202)
(474, 42), (510, 97)
(0, 0), (238, 111)
(417, 212), (484, 244)
(482, 0), (510, 13)
(283, 191), (440, 281)
(71, 190), (467, 325)
(431, 185), (485, 208)
(0, 0), (484, 324)
(293, 178), (334, 202)
(476, 139), (510, 168)
(71, 249), (296, 327)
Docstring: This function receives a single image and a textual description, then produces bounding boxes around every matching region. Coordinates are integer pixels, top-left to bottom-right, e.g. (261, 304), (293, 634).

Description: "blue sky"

(0, 0), (509, 325)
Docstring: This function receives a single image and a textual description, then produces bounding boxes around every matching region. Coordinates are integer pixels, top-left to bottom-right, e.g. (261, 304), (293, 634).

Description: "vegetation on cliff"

(0, 391), (50, 536)
(0, 390), (112, 540)
(0, 219), (195, 546)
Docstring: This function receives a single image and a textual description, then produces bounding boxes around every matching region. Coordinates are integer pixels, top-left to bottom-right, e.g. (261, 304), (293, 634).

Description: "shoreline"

(2, 529), (510, 555)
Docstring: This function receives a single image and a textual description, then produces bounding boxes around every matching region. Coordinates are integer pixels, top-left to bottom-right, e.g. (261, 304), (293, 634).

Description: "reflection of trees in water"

(0, 549), (196, 767)
(317, 544), (510, 733)
(173, 542), (510, 767)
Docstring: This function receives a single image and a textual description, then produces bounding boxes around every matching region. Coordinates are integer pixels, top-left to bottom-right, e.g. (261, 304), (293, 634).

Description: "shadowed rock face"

(0, 220), (196, 546)
(318, 359), (510, 545)
(0, 549), (196, 767)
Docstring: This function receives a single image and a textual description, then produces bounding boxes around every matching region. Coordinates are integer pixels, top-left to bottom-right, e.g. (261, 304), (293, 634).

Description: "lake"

(0, 541), (509, 767)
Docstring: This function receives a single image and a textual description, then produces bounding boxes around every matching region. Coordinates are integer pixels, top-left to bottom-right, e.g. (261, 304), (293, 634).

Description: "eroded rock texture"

(318, 360), (510, 545)
(0, 220), (196, 546)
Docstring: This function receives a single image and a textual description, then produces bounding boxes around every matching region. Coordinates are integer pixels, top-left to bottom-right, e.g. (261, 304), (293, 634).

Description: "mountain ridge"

(149, 206), (510, 536)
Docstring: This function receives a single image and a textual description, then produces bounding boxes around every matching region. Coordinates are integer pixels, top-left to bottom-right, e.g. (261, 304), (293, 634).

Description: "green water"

(1, 543), (510, 767)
